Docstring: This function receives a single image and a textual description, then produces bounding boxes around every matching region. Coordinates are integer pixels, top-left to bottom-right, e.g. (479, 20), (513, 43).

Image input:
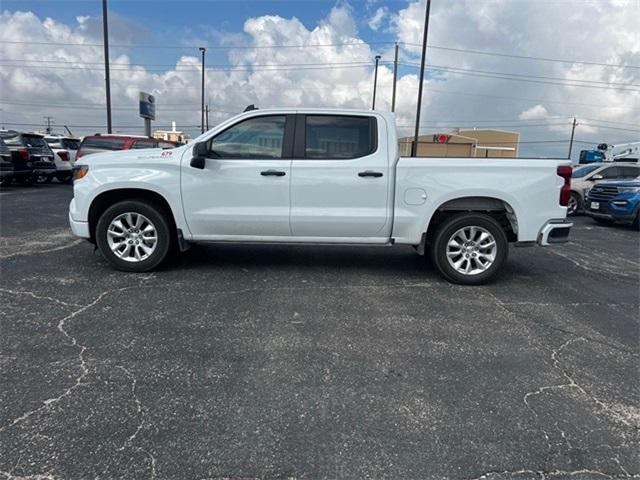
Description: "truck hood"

(77, 147), (183, 166)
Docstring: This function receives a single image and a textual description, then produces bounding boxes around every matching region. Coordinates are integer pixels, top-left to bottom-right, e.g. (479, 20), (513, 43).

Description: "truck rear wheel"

(430, 213), (508, 285)
(96, 200), (173, 272)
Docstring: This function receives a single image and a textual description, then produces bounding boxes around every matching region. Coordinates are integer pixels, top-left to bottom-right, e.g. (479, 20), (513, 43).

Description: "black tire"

(567, 192), (581, 216)
(18, 175), (35, 186)
(34, 173), (51, 184)
(56, 173), (72, 183)
(96, 200), (174, 272)
(430, 213), (508, 285)
(632, 212), (640, 231)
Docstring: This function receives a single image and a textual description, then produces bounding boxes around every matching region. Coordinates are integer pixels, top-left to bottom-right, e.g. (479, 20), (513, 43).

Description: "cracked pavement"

(0, 184), (638, 479)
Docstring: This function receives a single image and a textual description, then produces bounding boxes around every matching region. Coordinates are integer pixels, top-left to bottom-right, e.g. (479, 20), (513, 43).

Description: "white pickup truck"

(69, 108), (573, 284)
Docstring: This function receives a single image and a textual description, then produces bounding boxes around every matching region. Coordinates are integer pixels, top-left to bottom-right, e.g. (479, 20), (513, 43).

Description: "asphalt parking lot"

(0, 183), (638, 480)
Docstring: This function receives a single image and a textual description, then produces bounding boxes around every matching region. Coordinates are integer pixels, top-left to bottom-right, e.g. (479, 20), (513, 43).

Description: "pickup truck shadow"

(177, 243), (439, 279)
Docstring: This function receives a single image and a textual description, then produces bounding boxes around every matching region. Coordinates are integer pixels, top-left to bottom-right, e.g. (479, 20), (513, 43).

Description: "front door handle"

(261, 169), (286, 177)
(358, 170), (383, 178)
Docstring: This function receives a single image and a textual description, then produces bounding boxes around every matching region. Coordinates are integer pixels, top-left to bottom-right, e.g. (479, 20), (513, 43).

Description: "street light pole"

(372, 55), (381, 110)
(102, 0), (112, 133)
(411, 0), (432, 157)
(199, 47), (206, 134)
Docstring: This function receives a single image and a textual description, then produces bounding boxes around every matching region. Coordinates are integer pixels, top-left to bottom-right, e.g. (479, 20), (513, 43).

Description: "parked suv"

(76, 135), (177, 160)
(0, 131), (56, 185)
(0, 138), (13, 186)
(568, 162), (640, 215)
(585, 178), (640, 228)
(45, 135), (81, 164)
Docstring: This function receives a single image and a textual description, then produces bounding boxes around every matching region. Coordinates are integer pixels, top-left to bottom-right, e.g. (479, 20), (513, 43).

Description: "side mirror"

(190, 141), (208, 169)
(591, 174), (603, 180)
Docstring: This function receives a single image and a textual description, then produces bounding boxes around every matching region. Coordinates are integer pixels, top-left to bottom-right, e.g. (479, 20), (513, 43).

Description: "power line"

(0, 61), (384, 73)
(400, 62), (640, 91)
(579, 123), (640, 133)
(401, 42), (640, 70)
(0, 39), (393, 50)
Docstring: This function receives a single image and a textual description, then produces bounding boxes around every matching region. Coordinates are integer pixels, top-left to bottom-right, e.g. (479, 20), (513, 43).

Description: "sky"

(0, 0), (638, 159)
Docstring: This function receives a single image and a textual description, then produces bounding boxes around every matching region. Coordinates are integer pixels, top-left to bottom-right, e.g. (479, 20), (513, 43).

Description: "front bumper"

(69, 211), (90, 238)
(69, 199), (90, 238)
(537, 220), (572, 246)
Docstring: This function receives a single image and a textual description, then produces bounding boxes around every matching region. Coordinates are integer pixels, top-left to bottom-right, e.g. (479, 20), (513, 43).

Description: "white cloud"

(0, 1), (638, 159)
(519, 105), (549, 120)
(368, 7), (388, 31)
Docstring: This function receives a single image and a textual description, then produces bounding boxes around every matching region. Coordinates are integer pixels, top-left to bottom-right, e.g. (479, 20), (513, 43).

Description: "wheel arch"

(417, 196), (518, 254)
(88, 188), (177, 243)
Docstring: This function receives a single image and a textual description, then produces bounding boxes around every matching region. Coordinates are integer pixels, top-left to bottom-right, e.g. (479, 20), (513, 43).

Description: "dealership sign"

(139, 92), (156, 120)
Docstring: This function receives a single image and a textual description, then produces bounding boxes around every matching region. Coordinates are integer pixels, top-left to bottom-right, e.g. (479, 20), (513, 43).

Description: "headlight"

(72, 165), (89, 181)
(618, 186), (640, 193)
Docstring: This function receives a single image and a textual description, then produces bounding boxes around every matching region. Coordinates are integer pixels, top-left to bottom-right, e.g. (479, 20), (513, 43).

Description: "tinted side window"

(209, 115), (286, 159)
(79, 137), (127, 155)
(132, 140), (156, 149)
(600, 167), (620, 179)
(620, 166), (640, 178)
(304, 115), (376, 159)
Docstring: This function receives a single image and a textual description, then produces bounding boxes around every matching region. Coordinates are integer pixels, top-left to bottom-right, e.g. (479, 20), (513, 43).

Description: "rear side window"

(304, 115), (377, 159)
(132, 139), (156, 149)
(620, 166), (640, 179)
(0, 133), (22, 146)
(79, 137), (127, 155)
(62, 139), (80, 150)
(23, 135), (50, 150)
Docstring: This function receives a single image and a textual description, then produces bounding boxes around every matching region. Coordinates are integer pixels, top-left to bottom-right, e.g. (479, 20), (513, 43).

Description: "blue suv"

(585, 178), (640, 229)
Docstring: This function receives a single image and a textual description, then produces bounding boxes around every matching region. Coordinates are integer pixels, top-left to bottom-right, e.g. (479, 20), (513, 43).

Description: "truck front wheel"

(430, 213), (508, 285)
(96, 200), (173, 272)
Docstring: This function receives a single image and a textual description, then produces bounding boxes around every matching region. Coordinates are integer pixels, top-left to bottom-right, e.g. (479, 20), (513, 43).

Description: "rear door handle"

(261, 170), (286, 177)
(358, 170), (383, 178)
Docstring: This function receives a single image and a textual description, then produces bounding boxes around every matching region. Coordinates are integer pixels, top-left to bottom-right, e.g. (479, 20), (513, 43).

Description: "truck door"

(181, 114), (294, 238)
(290, 114), (391, 239)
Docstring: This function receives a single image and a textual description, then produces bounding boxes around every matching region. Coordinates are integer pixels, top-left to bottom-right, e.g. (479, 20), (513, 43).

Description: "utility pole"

(391, 43), (399, 113)
(199, 47), (206, 134)
(372, 55), (381, 110)
(568, 117), (577, 160)
(411, 0), (432, 157)
(44, 116), (53, 134)
(102, 0), (112, 133)
(205, 104), (209, 130)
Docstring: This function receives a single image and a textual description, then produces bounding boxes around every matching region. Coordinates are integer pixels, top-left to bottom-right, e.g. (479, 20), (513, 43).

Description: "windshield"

(79, 137), (127, 155)
(62, 139), (80, 150)
(22, 135), (49, 149)
(572, 165), (600, 178)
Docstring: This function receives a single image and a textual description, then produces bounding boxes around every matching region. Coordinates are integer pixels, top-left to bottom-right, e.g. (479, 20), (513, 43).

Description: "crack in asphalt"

(465, 468), (640, 479)
(0, 277), (156, 433)
(523, 337), (635, 429)
(0, 288), (81, 308)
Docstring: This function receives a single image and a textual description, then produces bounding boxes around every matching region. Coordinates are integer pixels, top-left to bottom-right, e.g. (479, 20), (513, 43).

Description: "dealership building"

(399, 128), (520, 158)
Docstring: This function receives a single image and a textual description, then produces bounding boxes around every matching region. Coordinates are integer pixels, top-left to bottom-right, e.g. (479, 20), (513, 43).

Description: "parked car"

(0, 131), (56, 185)
(45, 135), (81, 164)
(76, 134), (178, 160)
(568, 162), (640, 216)
(70, 108), (573, 284)
(0, 138), (14, 186)
(585, 178), (640, 229)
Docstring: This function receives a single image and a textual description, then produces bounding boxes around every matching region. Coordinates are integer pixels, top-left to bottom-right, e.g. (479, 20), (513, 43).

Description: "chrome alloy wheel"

(567, 194), (578, 215)
(106, 212), (158, 263)
(446, 226), (497, 276)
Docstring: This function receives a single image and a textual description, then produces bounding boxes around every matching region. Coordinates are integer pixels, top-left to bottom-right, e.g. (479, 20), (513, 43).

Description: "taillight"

(76, 151), (85, 159)
(58, 150), (70, 161)
(18, 148), (30, 161)
(557, 165), (572, 207)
